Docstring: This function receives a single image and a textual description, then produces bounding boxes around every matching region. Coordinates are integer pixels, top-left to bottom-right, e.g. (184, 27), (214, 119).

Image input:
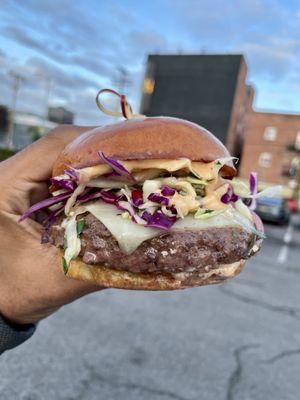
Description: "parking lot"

(1, 221), (300, 400)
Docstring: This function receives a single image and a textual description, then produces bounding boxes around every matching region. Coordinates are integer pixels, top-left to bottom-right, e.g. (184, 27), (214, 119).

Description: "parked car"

(255, 197), (290, 225)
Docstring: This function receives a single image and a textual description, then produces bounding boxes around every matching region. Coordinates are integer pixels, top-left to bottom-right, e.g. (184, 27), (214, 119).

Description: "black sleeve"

(0, 314), (36, 355)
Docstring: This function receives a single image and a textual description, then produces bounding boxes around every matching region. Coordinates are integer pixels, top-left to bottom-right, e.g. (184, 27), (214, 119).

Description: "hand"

(0, 125), (101, 325)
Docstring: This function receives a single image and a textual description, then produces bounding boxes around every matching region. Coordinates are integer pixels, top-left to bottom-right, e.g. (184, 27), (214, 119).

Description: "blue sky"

(0, 0), (300, 124)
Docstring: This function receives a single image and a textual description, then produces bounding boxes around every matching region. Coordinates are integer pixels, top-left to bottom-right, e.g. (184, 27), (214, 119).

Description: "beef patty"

(49, 213), (254, 274)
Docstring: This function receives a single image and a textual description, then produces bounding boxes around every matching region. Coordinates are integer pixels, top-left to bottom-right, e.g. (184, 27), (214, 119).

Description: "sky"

(0, 0), (300, 125)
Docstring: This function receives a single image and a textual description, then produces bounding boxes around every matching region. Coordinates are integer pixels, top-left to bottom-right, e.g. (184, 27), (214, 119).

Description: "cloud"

(169, 0), (300, 80)
(0, 48), (7, 67)
(0, 0), (172, 122)
(2, 25), (112, 78)
(128, 31), (168, 52)
(241, 39), (298, 79)
(1, 0), (299, 119)
(0, 51), (107, 124)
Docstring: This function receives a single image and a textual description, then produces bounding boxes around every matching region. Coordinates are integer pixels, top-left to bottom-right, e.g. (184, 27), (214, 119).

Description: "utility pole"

(7, 72), (25, 149)
(111, 67), (132, 119)
(32, 71), (53, 127)
(115, 66), (131, 94)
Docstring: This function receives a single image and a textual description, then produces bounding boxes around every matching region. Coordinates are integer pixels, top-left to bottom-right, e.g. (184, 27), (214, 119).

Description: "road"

(1, 221), (300, 400)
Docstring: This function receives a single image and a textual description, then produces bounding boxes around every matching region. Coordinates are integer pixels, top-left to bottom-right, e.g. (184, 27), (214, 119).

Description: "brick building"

(239, 111), (300, 188)
(140, 54), (253, 157)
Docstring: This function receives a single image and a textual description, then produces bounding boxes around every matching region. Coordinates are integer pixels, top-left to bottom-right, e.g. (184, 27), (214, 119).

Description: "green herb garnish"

(251, 227), (266, 240)
(63, 238), (68, 250)
(194, 208), (225, 219)
(76, 219), (85, 236)
(194, 184), (206, 197)
(62, 257), (69, 275)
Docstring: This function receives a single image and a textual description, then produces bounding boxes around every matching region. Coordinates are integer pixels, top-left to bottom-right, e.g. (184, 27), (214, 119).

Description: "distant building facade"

(239, 111), (300, 188)
(140, 54), (253, 157)
(48, 106), (74, 124)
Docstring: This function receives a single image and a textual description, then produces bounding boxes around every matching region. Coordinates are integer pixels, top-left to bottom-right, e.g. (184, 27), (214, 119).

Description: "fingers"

(2, 125), (97, 182)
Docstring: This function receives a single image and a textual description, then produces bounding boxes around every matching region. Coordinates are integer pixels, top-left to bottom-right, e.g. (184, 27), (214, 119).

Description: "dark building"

(48, 106), (74, 124)
(140, 54), (253, 157)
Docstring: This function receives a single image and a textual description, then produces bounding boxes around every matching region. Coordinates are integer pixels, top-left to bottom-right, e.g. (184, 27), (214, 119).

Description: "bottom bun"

(63, 251), (245, 290)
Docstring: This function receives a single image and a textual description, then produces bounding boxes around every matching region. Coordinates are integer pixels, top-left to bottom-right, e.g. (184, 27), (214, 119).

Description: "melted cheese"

(81, 202), (253, 255)
(84, 202), (161, 254)
(172, 207), (253, 231)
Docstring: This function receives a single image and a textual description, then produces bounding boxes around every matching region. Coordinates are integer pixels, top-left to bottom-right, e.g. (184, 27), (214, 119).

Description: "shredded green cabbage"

(194, 208), (226, 219)
(234, 199), (252, 221)
(64, 218), (82, 265)
(185, 176), (209, 185)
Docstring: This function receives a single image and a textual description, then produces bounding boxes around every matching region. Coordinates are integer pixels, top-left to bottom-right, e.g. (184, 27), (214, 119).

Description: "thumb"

(2, 125), (97, 182)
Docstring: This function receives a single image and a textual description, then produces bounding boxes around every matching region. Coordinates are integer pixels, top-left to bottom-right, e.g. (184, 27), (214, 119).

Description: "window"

(259, 152), (272, 168)
(295, 131), (300, 150)
(264, 126), (277, 141)
(143, 78), (155, 94)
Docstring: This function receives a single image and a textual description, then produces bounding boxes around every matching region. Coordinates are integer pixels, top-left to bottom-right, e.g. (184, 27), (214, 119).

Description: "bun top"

(53, 117), (236, 177)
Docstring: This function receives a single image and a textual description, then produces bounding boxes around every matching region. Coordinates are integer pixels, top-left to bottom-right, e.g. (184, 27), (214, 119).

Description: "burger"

(20, 91), (267, 290)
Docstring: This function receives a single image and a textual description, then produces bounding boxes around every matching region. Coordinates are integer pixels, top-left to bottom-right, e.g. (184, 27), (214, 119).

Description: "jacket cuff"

(0, 314), (36, 354)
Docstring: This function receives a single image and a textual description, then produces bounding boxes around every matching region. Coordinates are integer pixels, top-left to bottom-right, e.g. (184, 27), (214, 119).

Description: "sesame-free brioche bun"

(53, 117), (236, 178)
(62, 249), (245, 290)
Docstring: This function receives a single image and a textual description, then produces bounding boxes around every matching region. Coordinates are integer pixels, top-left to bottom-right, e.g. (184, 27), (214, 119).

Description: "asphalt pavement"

(1, 221), (300, 400)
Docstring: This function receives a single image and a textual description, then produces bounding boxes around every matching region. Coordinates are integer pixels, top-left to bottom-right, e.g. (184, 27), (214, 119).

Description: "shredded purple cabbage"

(19, 192), (72, 222)
(77, 190), (102, 204)
(249, 172), (258, 210)
(78, 189), (120, 206)
(41, 206), (64, 243)
(50, 177), (75, 191)
(148, 193), (169, 206)
(249, 172), (258, 194)
(169, 205), (177, 215)
(221, 186), (239, 204)
(98, 151), (134, 182)
(142, 210), (176, 230)
(65, 169), (79, 182)
(131, 189), (143, 207)
(161, 186), (176, 196)
(41, 213), (56, 244)
(100, 190), (119, 204)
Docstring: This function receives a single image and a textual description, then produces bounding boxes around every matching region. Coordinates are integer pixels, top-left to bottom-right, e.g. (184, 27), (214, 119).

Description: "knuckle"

(45, 125), (74, 141)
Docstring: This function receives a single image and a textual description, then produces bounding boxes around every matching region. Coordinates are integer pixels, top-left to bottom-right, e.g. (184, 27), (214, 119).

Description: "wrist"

(0, 281), (48, 325)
